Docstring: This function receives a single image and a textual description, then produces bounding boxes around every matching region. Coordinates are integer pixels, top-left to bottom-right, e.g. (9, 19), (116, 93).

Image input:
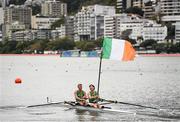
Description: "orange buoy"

(15, 78), (22, 84)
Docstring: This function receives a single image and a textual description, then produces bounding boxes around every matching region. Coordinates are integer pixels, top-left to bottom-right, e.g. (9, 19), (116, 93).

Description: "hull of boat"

(64, 101), (135, 114)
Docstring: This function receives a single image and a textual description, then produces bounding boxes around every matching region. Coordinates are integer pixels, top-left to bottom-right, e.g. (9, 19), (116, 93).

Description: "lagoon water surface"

(0, 56), (180, 121)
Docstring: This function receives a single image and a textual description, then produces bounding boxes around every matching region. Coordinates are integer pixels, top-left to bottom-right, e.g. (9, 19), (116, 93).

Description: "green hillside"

(60, 0), (116, 14)
(9, 0), (116, 14)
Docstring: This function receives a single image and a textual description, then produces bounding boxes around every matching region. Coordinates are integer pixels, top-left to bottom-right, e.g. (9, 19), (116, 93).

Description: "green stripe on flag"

(102, 37), (112, 59)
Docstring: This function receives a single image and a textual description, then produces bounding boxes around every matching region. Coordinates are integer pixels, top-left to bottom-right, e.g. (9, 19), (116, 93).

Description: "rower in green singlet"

(87, 84), (102, 108)
(74, 84), (87, 106)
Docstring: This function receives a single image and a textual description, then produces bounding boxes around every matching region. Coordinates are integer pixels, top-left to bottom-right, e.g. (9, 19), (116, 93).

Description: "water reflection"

(75, 109), (100, 121)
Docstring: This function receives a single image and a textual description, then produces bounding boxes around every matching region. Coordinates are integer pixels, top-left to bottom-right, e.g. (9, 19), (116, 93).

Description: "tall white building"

(160, 0), (180, 22)
(143, 24), (167, 43)
(116, 14), (143, 40)
(0, 7), (4, 25)
(74, 4), (115, 41)
(115, 14), (167, 43)
(174, 22), (180, 42)
(104, 16), (116, 38)
(4, 5), (32, 29)
(41, 0), (67, 17)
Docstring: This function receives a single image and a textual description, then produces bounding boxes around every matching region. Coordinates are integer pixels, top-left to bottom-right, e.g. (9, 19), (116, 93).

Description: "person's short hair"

(77, 84), (82, 87)
(89, 84), (95, 88)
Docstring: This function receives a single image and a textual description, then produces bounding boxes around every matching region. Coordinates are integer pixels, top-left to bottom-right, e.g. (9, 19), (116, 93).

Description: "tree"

(140, 39), (157, 49)
(46, 37), (75, 51)
(165, 22), (175, 38)
(0, 41), (18, 54)
(75, 41), (96, 51)
(9, 0), (26, 5)
(127, 38), (137, 45)
(168, 43), (180, 53)
(29, 39), (49, 52)
(124, 7), (144, 17)
(16, 41), (30, 53)
(83, 42), (96, 51)
(121, 29), (132, 39)
(32, 4), (41, 15)
(94, 38), (103, 48)
(75, 41), (86, 50)
(121, 29), (137, 44)
(155, 43), (167, 54)
(51, 17), (65, 29)
(60, 37), (75, 50)
(60, 0), (116, 15)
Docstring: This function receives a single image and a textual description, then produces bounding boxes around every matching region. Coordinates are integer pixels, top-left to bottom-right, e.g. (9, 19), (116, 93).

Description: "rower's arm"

(74, 91), (81, 101)
(83, 92), (87, 99)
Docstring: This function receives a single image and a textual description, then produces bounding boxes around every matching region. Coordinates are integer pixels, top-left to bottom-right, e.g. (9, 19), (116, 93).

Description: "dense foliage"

(140, 39), (157, 49)
(0, 37), (102, 54)
(31, 4), (41, 15)
(8, 0), (116, 15)
(59, 0), (116, 14)
(165, 22), (175, 38)
(1, 37), (180, 54)
(51, 17), (65, 29)
(9, 0), (26, 5)
(124, 7), (144, 17)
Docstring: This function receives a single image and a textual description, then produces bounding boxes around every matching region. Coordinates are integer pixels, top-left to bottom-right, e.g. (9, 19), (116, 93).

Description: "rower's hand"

(83, 96), (88, 99)
(80, 98), (86, 101)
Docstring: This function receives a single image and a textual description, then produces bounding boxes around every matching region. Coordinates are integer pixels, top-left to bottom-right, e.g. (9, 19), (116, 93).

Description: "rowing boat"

(64, 101), (136, 114)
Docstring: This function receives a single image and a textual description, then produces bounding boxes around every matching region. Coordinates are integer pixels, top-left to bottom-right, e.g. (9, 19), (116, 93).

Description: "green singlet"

(76, 90), (85, 102)
(89, 91), (98, 103)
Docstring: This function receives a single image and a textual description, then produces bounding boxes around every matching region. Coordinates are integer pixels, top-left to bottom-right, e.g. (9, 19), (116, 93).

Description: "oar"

(27, 101), (64, 108)
(101, 99), (160, 110)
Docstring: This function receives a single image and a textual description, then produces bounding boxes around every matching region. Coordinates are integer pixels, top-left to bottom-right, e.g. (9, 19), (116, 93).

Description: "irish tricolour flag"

(102, 37), (136, 61)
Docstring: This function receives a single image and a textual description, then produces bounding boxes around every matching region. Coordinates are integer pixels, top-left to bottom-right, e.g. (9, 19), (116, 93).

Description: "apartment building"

(74, 4), (115, 41)
(51, 25), (66, 40)
(143, 1), (156, 19)
(2, 21), (25, 40)
(116, 0), (132, 13)
(115, 14), (167, 44)
(1, 0), (10, 8)
(143, 24), (167, 43)
(104, 16), (116, 38)
(160, 0), (180, 22)
(31, 16), (60, 29)
(133, 0), (143, 8)
(41, 0), (67, 17)
(4, 5), (32, 29)
(174, 22), (180, 42)
(65, 16), (74, 39)
(116, 14), (144, 41)
(0, 7), (4, 25)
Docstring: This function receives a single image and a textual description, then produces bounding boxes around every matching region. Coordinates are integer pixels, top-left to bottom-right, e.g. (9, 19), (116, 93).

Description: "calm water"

(0, 56), (180, 121)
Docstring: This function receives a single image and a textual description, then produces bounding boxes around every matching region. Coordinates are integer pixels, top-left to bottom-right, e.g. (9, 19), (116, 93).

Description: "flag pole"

(97, 38), (103, 95)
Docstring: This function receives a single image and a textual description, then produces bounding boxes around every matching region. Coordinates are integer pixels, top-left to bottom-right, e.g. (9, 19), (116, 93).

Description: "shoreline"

(0, 53), (180, 57)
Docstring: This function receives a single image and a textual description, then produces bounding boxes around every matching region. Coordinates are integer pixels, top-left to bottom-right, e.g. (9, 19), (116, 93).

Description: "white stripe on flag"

(110, 39), (125, 60)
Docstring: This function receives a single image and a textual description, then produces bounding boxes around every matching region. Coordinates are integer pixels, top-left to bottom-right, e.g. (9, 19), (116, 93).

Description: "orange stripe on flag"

(122, 41), (136, 61)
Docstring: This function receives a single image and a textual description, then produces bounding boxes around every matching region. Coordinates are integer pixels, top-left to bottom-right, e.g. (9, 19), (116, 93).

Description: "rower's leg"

(93, 104), (98, 108)
(97, 104), (102, 108)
